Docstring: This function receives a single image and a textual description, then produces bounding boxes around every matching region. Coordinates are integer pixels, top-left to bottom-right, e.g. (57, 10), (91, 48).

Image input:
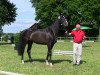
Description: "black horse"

(17, 14), (68, 66)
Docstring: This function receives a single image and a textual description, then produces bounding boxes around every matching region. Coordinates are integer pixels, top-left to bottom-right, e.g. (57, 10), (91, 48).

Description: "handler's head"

(76, 24), (81, 30)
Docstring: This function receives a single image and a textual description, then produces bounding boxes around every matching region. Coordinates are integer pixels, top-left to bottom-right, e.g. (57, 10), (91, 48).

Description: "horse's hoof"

(21, 60), (24, 64)
(22, 62), (24, 64)
(46, 62), (49, 65)
(50, 63), (53, 67)
(46, 60), (49, 65)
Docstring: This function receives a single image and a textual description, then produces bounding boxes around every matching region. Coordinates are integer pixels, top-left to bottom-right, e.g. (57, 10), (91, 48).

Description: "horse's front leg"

(46, 43), (54, 67)
(49, 43), (55, 67)
(49, 50), (53, 67)
(46, 52), (49, 65)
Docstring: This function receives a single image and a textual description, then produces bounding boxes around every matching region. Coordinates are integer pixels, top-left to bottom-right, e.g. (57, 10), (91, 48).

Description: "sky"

(2, 0), (36, 33)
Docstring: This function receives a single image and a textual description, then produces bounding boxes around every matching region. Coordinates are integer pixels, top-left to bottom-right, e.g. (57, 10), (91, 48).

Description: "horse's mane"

(30, 23), (40, 31)
(20, 23), (40, 40)
(29, 23), (38, 28)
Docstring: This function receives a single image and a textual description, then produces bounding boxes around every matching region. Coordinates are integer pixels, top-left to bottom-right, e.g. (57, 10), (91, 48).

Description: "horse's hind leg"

(27, 41), (33, 62)
(21, 43), (26, 64)
(21, 54), (24, 64)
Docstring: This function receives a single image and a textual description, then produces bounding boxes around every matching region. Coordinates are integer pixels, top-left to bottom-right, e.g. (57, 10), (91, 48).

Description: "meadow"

(0, 41), (100, 75)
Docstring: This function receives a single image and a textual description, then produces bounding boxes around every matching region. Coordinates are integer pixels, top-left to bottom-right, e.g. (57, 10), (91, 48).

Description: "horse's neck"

(50, 19), (60, 36)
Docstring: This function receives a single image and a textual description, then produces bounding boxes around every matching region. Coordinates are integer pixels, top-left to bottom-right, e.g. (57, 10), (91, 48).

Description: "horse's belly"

(30, 32), (53, 44)
(30, 36), (48, 45)
(32, 38), (48, 45)
(34, 41), (47, 45)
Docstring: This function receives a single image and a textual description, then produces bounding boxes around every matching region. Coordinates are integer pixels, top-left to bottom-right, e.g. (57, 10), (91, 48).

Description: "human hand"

(65, 31), (68, 34)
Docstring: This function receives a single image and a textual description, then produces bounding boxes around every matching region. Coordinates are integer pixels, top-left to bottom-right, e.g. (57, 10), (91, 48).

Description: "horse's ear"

(58, 12), (64, 19)
(59, 12), (63, 15)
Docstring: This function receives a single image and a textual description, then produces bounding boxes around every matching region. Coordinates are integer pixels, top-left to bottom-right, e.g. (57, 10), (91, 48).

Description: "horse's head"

(58, 13), (68, 26)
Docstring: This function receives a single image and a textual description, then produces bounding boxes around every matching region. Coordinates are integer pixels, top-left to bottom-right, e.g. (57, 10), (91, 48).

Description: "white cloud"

(15, 19), (35, 24)
(3, 0), (36, 33)
(2, 22), (35, 33)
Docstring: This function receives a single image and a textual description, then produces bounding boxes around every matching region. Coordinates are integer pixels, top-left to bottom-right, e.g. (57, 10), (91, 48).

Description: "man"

(65, 24), (86, 66)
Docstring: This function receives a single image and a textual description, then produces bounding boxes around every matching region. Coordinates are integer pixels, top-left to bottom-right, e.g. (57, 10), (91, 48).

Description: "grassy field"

(0, 41), (100, 75)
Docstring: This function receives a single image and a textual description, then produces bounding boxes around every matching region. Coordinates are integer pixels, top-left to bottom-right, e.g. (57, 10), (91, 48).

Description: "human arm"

(83, 36), (86, 40)
(68, 33), (72, 36)
(83, 31), (86, 40)
(65, 31), (73, 36)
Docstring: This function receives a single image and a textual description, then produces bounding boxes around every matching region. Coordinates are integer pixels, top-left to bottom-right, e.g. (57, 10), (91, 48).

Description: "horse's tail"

(17, 32), (27, 56)
(17, 39), (26, 56)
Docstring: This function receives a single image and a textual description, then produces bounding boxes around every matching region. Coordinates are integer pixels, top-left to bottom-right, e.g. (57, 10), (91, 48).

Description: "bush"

(3, 34), (8, 42)
(14, 33), (20, 50)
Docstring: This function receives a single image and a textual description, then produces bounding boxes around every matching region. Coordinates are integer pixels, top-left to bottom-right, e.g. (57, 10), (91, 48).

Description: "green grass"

(0, 41), (100, 75)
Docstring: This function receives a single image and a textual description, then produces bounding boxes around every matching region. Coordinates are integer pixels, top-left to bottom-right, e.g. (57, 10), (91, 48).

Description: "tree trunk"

(98, 25), (100, 41)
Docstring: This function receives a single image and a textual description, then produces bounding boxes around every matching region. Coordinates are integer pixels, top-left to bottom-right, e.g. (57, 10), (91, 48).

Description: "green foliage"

(0, 26), (3, 37)
(2, 33), (14, 42)
(0, 0), (17, 26)
(14, 33), (20, 44)
(14, 33), (20, 50)
(3, 34), (8, 42)
(31, 0), (100, 28)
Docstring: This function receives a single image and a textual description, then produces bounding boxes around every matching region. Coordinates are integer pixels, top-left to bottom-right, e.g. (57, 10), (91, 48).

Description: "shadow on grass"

(24, 59), (44, 63)
(24, 59), (72, 64)
(80, 60), (87, 64)
(53, 59), (72, 64)
(83, 45), (92, 47)
(0, 43), (11, 45)
(24, 59), (87, 65)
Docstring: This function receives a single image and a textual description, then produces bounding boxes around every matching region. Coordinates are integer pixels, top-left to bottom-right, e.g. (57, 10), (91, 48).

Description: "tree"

(0, 26), (3, 37)
(31, 0), (100, 35)
(79, 0), (100, 36)
(31, 0), (62, 28)
(0, 0), (17, 26)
